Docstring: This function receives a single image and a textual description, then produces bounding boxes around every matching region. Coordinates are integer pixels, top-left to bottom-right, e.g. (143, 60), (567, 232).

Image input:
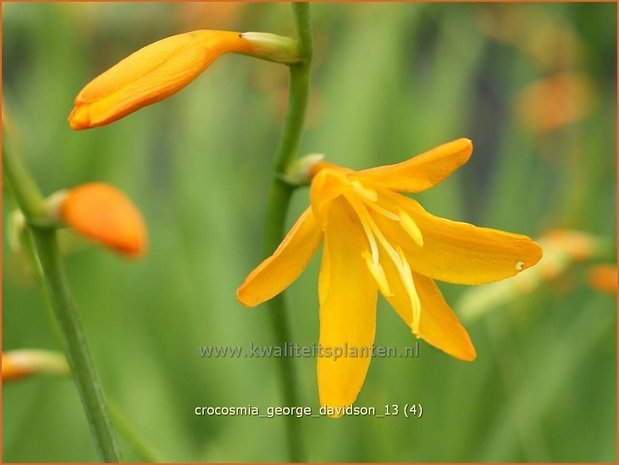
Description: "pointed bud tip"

(68, 105), (91, 130)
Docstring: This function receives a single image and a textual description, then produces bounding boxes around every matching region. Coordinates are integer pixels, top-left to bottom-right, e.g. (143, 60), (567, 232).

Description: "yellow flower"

(237, 138), (543, 414)
(69, 30), (255, 130)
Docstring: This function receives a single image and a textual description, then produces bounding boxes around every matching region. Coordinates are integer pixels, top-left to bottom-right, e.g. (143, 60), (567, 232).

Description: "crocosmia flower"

(237, 138), (543, 414)
(69, 30), (255, 129)
(60, 183), (147, 257)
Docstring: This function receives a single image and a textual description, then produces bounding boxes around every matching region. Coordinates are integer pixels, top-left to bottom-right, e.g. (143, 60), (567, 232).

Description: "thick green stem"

(262, 3), (313, 463)
(2, 124), (121, 462)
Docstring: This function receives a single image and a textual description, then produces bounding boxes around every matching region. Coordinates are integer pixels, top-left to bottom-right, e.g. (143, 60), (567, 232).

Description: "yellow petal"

(309, 167), (347, 225)
(69, 30), (253, 129)
(377, 192), (543, 284)
(318, 198), (378, 416)
(378, 251), (475, 361)
(414, 273), (476, 361)
(237, 208), (322, 307)
(60, 183), (147, 257)
(356, 138), (473, 193)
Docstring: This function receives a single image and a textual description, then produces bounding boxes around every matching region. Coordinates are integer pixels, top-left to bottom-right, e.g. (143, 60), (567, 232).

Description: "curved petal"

(378, 247), (475, 361)
(237, 207), (322, 307)
(318, 198), (378, 416)
(414, 273), (476, 361)
(356, 138), (472, 193)
(69, 30), (253, 129)
(376, 192), (543, 285)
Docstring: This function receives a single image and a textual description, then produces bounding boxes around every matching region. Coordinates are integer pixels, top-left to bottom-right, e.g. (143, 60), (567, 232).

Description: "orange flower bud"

(69, 30), (254, 129)
(2, 353), (29, 381)
(60, 183), (147, 257)
(2, 350), (69, 382)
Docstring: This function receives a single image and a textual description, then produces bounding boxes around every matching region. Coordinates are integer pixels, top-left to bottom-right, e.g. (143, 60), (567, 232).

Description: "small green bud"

(241, 32), (301, 64)
(281, 153), (325, 186)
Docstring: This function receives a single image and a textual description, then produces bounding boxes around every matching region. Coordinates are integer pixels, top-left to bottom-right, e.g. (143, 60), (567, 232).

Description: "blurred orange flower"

(458, 229), (606, 322)
(514, 73), (595, 133)
(60, 183), (147, 257)
(69, 30), (254, 129)
(238, 139), (543, 414)
(588, 265), (617, 295)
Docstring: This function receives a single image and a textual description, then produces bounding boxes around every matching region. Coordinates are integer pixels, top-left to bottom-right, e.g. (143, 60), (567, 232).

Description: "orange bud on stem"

(69, 30), (255, 129)
(60, 183), (147, 257)
(3, 350), (70, 382)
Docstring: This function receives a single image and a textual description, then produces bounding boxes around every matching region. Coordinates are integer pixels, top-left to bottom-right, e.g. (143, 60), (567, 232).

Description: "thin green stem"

(3, 123), (121, 462)
(262, 3), (313, 463)
(2, 126), (46, 218)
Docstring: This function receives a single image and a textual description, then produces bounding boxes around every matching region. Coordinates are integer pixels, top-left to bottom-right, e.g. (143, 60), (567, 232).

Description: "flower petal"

(318, 198), (378, 416)
(356, 138), (473, 193)
(309, 167), (348, 225)
(378, 250), (475, 361)
(60, 183), (147, 257)
(237, 207), (322, 307)
(69, 30), (253, 129)
(377, 193), (543, 284)
(414, 273), (476, 361)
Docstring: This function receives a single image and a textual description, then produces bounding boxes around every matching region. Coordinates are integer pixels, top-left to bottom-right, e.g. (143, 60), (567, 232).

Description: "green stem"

(3, 124), (121, 462)
(262, 3), (313, 462)
(2, 126), (45, 218)
(31, 230), (121, 462)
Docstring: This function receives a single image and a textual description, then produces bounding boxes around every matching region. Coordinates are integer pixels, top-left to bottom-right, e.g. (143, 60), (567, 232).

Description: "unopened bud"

(281, 153), (325, 186)
(2, 350), (69, 382)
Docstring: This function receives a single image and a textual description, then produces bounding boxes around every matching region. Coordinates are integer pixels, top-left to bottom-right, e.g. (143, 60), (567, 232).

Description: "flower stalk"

(2, 121), (121, 462)
(262, 3), (312, 462)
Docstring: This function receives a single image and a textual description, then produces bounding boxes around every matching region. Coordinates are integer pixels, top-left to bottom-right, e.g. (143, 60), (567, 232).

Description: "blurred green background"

(2, 2), (616, 462)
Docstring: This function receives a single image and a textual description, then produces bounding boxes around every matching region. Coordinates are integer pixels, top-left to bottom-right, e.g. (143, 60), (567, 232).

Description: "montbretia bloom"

(59, 183), (147, 257)
(237, 138), (543, 415)
(69, 30), (256, 129)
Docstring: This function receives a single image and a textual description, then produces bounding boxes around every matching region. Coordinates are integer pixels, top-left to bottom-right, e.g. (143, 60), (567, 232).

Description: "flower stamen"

(346, 193), (422, 331)
(398, 209), (424, 247)
(396, 246), (422, 331)
(362, 251), (393, 296)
